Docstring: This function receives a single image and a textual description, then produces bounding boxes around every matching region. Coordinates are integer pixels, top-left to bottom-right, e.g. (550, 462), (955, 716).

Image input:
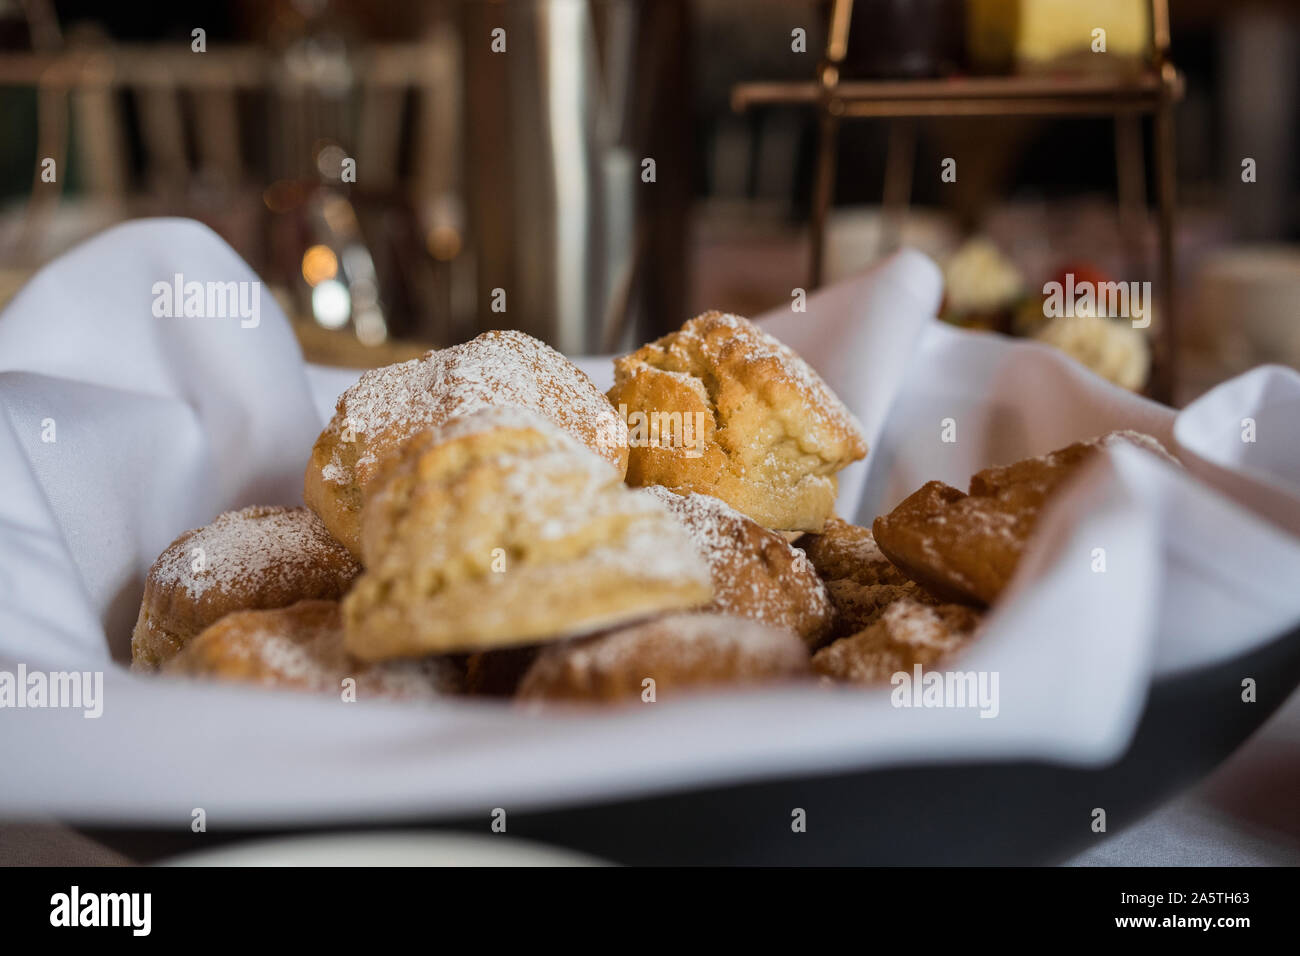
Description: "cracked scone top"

(342, 407), (711, 660)
(305, 328), (629, 557)
(608, 311), (866, 532)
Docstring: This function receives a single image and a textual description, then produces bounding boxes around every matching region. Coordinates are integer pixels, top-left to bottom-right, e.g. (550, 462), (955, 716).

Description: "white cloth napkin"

(1, 218), (1298, 825)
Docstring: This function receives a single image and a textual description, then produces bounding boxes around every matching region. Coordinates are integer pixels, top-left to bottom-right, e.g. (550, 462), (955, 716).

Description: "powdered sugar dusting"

(325, 329), (626, 475)
(645, 485), (832, 629)
(151, 506), (357, 601)
(879, 599), (975, 654)
(484, 455), (708, 582)
(812, 597), (981, 683)
(429, 406), (606, 465)
(560, 612), (805, 676)
(215, 605), (454, 699)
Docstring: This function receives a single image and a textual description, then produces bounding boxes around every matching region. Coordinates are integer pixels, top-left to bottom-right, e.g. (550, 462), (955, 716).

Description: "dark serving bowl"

(81, 620), (1300, 866)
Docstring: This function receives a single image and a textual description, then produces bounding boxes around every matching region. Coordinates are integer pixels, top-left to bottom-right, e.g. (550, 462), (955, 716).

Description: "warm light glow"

(263, 180), (305, 213)
(426, 225), (462, 261)
(354, 306), (387, 345)
(301, 244), (338, 287)
(315, 144), (348, 181)
(311, 279), (351, 329)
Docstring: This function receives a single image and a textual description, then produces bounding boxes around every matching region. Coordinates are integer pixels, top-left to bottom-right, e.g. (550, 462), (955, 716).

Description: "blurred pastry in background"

(1017, 262), (1152, 391)
(1034, 310), (1151, 392)
(940, 237), (1026, 332)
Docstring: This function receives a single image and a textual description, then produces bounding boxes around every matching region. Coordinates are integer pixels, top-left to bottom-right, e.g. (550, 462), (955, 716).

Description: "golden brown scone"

(608, 311), (866, 532)
(646, 486), (834, 648)
(873, 430), (1176, 606)
(824, 578), (937, 640)
(967, 429), (1178, 501)
(517, 613), (810, 703)
(795, 517), (912, 587)
(164, 600), (457, 698)
(306, 329), (628, 557)
(131, 506), (360, 671)
(342, 408), (711, 660)
(812, 598), (982, 684)
(794, 517), (933, 638)
(873, 480), (1022, 607)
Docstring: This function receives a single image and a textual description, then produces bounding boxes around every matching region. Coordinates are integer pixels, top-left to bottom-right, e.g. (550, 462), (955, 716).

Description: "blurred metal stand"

(462, 0), (687, 354)
(732, 0), (1185, 404)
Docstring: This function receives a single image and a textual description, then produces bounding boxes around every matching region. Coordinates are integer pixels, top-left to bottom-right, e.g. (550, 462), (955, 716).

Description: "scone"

(823, 578), (936, 640)
(812, 598), (981, 684)
(796, 517), (913, 587)
(796, 517), (935, 638)
(463, 646), (540, 697)
(517, 613), (810, 703)
(164, 600), (457, 699)
(608, 311), (866, 532)
(342, 408), (711, 659)
(306, 329), (629, 557)
(646, 485), (834, 648)
(873, 430), (1175, 606)
(131, 506), (360, 671)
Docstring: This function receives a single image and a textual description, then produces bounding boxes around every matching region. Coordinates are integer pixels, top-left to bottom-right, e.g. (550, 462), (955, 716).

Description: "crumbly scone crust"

(812, 598), (982, 684)
(795, 517), (912, 587)
(873, 431), (1176, 606)
(608, 312), (866, 532)
(517, 612), (810, 702)
(165, 599), (458, 698)
(793, 517), (934, 638)
(646, 485), (834, 647)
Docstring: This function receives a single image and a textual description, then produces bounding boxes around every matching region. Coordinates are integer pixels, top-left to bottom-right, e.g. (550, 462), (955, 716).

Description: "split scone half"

(608, 311), (866, 533)
(342, 407), (711, 659)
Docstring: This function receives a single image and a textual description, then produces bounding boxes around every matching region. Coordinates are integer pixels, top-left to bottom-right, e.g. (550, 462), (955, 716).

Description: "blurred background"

(0, 0), (1295, 404)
